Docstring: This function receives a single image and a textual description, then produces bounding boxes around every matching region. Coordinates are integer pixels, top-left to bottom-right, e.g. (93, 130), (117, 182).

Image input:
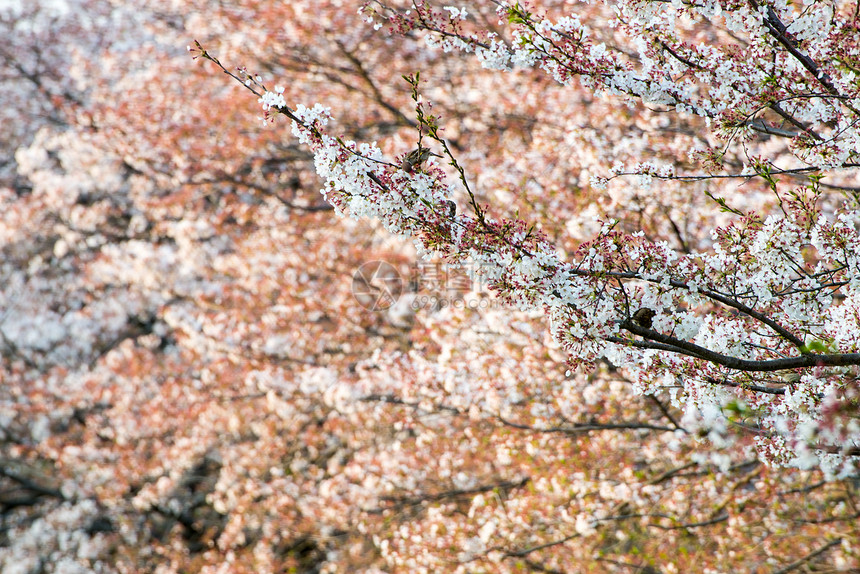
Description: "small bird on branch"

(631, 307), (655, 329)
(401, 146), (442, 173)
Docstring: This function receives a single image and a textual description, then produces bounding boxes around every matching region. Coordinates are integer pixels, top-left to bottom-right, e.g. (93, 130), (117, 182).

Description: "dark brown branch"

(582, 267), (807, 351)
(790, 511), (860, 525)
(334, 40), (415, 127)
(769, 103), (823, 141)
(0, 467), (65, 501)
(596, 511), (729, 530)
(657, 40), (704, 70)
(649, 462), (699, 484)
(519, 559), (566, 574)
(705, 376), (787, 395)
(503, 533), (579, 558)
(612, 321), (860, 372)
(497, 415), (678, 435)
(648, 513), (729, 530)
(770, 538), (843, 574)
(756, 4), (859, 117)
(359, 393), (461, 414)
(760, 6), (839, 96)
(812, 444), (860, 457)
(190, 175), (334, 212)
(367, 476), (530, 514)
(647, 394), (686, 431)
(748, 120), (803, 139)
(779, 480), (826, 495)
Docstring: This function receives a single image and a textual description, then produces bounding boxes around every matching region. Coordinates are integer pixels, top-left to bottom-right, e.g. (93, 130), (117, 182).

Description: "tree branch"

(612, 321), (860, 372)
(771, 538), (843, 574)
(367, 477), (530, 514)
(497, 415), (679, 435)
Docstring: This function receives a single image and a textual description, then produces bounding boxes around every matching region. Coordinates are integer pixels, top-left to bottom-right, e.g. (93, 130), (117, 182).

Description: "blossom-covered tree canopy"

(1, 0), (858, 572)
